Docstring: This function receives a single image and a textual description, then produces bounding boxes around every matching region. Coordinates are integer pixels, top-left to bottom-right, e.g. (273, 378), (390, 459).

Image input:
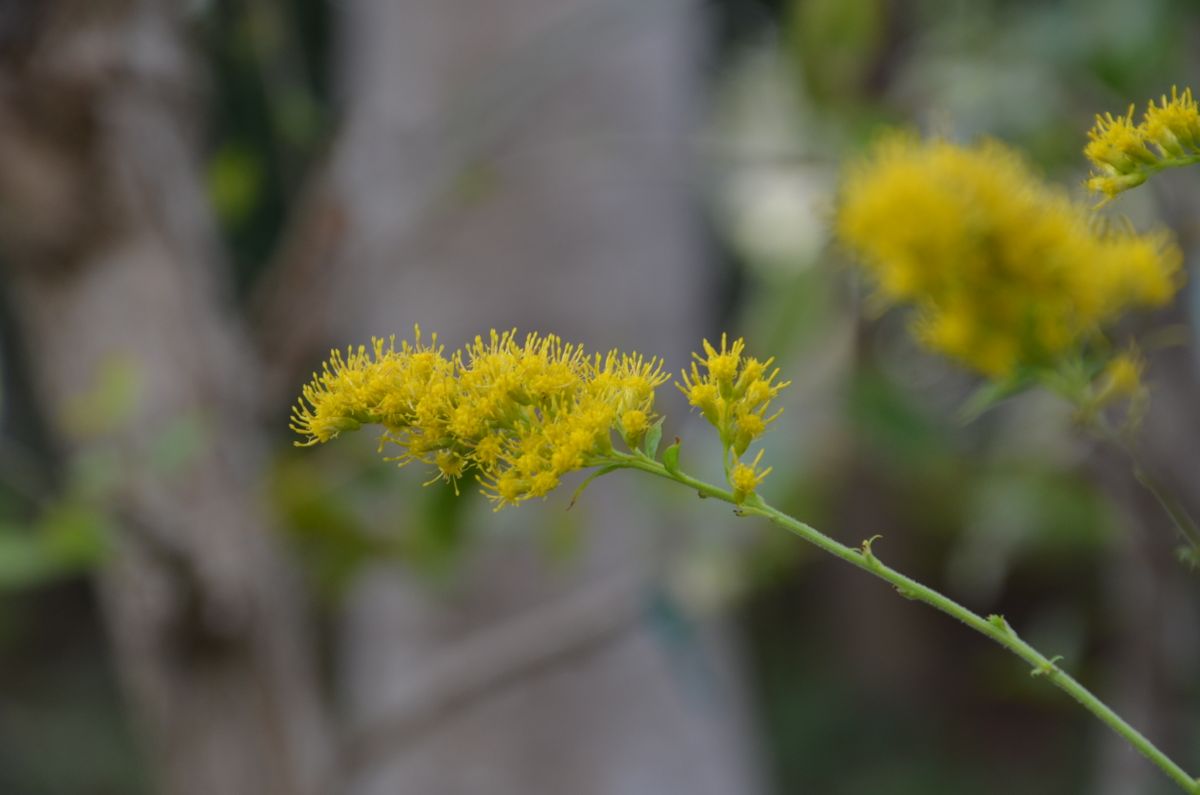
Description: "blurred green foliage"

(272, 441), (492, 601)
(0, 507), (106, 592)
(788, 0), (886, 106)
(208, 143), (267, 227)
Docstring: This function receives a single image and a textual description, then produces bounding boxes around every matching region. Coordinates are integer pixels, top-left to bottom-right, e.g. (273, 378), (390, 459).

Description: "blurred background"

(0, 0), (1197, 793)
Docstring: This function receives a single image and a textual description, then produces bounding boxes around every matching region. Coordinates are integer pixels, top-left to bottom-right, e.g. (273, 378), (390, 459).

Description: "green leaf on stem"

(643, 420), (663, 460)
(662, 439), (681, 475)
(957, 374), (1030, 423)
(568, 465), (618, 510)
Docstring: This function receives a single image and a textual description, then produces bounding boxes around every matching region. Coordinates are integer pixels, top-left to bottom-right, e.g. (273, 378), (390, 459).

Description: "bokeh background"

(0, 1), (1197, 793)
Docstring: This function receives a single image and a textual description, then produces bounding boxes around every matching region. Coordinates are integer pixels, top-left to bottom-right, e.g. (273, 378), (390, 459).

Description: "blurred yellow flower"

(836, 133), (1182, 378)
(1086, 86), (1200, 200)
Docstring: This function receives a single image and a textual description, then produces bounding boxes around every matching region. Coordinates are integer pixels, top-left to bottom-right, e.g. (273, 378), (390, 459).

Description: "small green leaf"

(663, 439), (681, 475)
(568, 465), (618, 510)
(643, 421), (664, 460)
(1031, 655), (1064, 678)
(957, 375), (1030, 424)
(208, 143), (264, 226)
(859, 534), (883, 565)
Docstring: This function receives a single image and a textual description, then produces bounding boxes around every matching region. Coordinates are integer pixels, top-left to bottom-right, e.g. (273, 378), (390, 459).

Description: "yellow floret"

(693, 334), (745, 390)
(729, 450), (772, 504)
(620, 408), (649, 447)
(732, 409), (767, 456)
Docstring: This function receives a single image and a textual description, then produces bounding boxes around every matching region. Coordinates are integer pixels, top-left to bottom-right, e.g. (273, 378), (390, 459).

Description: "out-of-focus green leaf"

(848, 368), (950, 466)
(0, 529), (58, 589)
(0, 504), (106, 591)
(271, 456), (385, 600)
(787, 0), (886, 106)
(275, 88), (323, 148)
(1175, 545), (1199, 570)
(403, 479), (473, 575)
(208, 144), (265, 226)
(148, 414), (209, 475)
(957, 374), (1033, 424)
(70, 448), (123, 502)
(60, 358), (141, 439)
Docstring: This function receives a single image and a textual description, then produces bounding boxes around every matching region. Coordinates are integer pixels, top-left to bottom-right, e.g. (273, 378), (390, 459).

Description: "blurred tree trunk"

(0, 3), (331, 794)
(259, 0), (764, 792)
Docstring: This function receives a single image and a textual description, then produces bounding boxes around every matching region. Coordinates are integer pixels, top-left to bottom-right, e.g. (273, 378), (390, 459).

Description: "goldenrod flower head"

(289, 329), (449, 445)
(732, 408), (767, 457)
(1144, 87), (1200, 153)
(678, 337), (789, 442)
(1085, 106), (1156, 175)
(1085, 87), (1200, 199)
(292, 328), (668, 507)
(836, 133), (1183, 378)
(619, 408), (650, 448)
(678, 336), (789, 495)
(684, 381), (721, 424)
(729, 450), (772, 504)
(698, 334), (745, 390)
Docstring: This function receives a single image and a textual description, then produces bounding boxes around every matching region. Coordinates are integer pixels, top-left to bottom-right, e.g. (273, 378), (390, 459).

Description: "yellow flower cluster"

(678, 334), (789, 502)
(291, 328), (668, 507)
(1086, 86), (1200, 200)
(836, 133), (1182, 378)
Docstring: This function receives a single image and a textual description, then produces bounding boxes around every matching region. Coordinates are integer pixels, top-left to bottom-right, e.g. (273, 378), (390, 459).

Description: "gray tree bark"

(0, 3), (331, 793)
(260, 0), (765, 792)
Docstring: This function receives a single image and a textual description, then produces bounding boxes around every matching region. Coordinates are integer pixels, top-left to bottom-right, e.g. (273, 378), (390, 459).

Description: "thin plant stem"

(606, 450), (1200, 795)
(1091, 415), (1200, 557)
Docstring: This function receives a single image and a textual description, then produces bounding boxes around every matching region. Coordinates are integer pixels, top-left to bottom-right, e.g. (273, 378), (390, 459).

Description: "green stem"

(608, 451), (1199, 794)
(1131, 463), (1200, 552)
(1090, 415), (1200, 556)
(1146, 152), (1200, 178)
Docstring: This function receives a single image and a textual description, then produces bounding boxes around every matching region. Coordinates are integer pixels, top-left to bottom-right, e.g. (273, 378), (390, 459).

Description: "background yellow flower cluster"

(836, 134), (1182, 379)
